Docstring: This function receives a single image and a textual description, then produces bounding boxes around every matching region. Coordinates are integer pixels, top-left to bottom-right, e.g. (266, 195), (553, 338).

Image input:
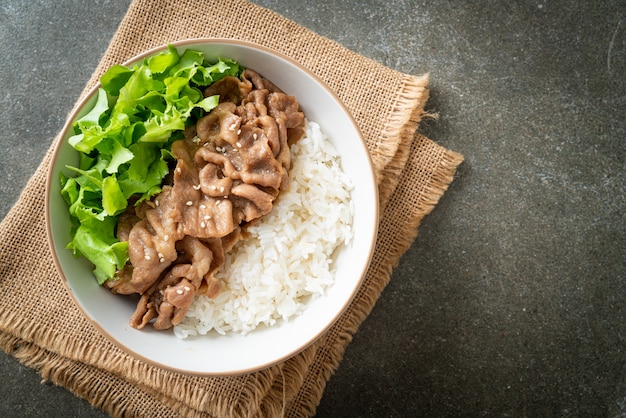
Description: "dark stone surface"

(1, 1), (624, 416)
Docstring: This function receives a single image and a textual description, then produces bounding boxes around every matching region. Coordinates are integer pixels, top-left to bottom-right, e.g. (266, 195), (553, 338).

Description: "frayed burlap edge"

(376, 73), (432, 210)
(0, 333), (183, 417)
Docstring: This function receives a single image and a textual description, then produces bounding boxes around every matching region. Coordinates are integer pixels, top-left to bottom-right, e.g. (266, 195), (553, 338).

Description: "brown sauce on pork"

(105, 69), (305, 330)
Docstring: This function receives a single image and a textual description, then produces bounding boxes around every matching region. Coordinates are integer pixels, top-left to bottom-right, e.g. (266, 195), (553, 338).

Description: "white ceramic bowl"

(46, 39), (378, 376)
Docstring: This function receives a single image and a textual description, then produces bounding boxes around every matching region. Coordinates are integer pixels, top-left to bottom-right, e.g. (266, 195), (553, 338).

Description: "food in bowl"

(47, 39), (377, 374)
(59, 44), (354, 333)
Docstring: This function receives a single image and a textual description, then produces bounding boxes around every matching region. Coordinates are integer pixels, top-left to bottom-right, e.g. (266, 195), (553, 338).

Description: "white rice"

(173, 120), (354, 338)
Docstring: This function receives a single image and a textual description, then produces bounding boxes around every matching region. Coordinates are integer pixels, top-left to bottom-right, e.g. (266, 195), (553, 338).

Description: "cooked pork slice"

(236, 123), (286, 189)
(267, 91), (305, 129)
(196, 102), (240, 147)
(230, 183), (275, 221)
(130, 236), (214, 330)
(242, 69), (282, 93)
(203, 75), (252, 105)
(267, 92), (305, 169)
(124, 220), (176, 294)
(129, 293), (157, 329)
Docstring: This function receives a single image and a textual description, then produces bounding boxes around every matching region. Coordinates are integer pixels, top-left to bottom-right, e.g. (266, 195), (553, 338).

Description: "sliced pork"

(108, 69), (305, 330)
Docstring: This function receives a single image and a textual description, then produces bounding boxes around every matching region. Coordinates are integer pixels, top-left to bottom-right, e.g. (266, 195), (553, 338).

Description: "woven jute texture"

(0, 0), (463, 416)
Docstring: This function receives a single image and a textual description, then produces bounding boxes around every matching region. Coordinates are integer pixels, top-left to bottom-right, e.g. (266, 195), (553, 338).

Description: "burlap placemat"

(0, 0), (463, 416)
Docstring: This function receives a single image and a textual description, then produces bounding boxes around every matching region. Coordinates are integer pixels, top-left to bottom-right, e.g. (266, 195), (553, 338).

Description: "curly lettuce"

(60, 45), (242, 284)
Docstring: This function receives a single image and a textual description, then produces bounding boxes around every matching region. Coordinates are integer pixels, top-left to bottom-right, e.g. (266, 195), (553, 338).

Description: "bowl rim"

(45, 38), (379, 375)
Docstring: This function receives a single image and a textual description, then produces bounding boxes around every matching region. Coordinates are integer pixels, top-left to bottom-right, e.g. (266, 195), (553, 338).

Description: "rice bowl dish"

(46, 39), (378, 375)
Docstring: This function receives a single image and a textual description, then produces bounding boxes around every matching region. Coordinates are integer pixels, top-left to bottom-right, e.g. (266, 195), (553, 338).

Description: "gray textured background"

(1, 1), (624, 417)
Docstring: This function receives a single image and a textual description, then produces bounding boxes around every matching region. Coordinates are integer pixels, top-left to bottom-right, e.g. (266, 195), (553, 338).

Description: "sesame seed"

(186, 201), (193, 206)
(176, 167), (181, 173)
(237, 129), (241, 135)
(204, 215), (210, 220)
(158, 253), (163, 259)
(236, 142), (242, 147)
(200, 204), (206, 209)
(192, 136), (201, 144)
(184, 286), (191, 291)
(159, 257), (165, 263)
(200, 221), (206, 228)
(176, 289), (183, 295)
(253, 133), (258, 140)
(144, 255), (151, 260)
(229, 123), (237, 131)
(192, 184), (201, 190)
(220, 186), (225, 193)
(223, 195), (228, 199)
(211, 185), (217, 190)
(155, 200), (159, 207)
(164, 234), (169, 241)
